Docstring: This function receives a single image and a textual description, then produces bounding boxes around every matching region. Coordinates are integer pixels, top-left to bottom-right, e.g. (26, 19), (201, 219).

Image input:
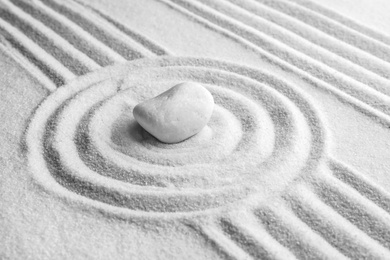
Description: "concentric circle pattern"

(26, 57), (326, 217)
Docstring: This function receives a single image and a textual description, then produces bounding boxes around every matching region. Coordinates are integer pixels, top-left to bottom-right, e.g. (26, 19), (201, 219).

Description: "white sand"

(2, 0), (390, 259)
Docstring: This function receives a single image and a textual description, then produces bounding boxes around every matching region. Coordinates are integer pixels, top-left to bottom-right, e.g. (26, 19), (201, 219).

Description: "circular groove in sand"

(26, 57), (326, 217)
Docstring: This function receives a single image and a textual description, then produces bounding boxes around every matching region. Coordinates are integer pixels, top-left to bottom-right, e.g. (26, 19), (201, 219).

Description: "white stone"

(133, 82), (214, 143)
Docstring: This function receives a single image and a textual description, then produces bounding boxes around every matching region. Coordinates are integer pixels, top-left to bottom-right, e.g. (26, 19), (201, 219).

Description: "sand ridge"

(2, 0), (390, 258)
(158, 0), (390, 127)
(25, 57), (326, 219)
(0, 0), (170, 90)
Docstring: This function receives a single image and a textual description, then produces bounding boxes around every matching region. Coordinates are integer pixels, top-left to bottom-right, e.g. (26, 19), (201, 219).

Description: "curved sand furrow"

(285, 183), (390, 259)
(48, 80), (243, 213)
(51, 74), (300, 210)
(86, 80), (259, 171)
(49, 75), (257, 212)
(118, 60), (326, 175)
(160, 0), (390, 125)
(9, 1), (390, 258)
(25, 57), (325, 217)
(11, 0), (126, 66)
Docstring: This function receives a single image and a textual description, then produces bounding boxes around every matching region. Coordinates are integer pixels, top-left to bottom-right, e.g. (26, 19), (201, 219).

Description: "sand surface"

(1, 0), (390, 259)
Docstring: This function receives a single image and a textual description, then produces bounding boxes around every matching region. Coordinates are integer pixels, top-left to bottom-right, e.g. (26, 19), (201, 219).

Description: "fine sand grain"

(2, 0), (390, 259)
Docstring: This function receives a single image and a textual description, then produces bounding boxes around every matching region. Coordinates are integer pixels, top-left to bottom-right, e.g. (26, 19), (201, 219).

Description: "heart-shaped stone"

(133, 82), (214, 143)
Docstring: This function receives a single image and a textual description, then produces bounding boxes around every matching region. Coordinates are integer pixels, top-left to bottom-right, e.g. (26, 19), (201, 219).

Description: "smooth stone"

(133, 82), (214, 143)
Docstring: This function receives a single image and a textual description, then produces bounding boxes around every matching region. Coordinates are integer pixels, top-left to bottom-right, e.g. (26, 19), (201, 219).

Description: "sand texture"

(1, 0), (390, 259)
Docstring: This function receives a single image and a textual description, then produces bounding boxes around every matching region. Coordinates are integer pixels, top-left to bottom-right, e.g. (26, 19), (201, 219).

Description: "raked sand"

(2, 0), (390, 259)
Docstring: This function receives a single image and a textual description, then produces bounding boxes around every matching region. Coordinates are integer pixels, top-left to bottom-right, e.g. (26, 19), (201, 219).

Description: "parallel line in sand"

(0, 18), (74, 86)
(289, 0), (390, 46)
(219, 215), (298, 260)
(193, 224), (253, 260)
(0, 38), (56, 91)
(10, 0), (126, 66)
(310, 166), (390, 250)
(285, 183), (390, 259)
(39, 0), (155, 60)
(158, 0), (390, 128)
(328, 158), (390, 215)
(217, 0), (390, 95)
(74, 0), (172, 56)
(254, 204), (348, 259)
(0, 0), (100, 75)
(166, 0), (390, 116)
(254, 0), (390, 65)
(0, 0), (169, 89)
